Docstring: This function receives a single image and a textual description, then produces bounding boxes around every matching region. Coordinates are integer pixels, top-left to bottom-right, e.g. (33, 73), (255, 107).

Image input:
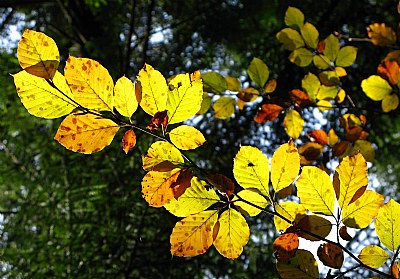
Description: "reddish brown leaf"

(317, 243), (344, 269)
(206, 173), (235, 196)
(349, 185), (367, 205)
(332, 141), (349, 157)
(152, 161), (180, 172)
(392, 262), (400, 279)
(171, 168), (193, 199)
(378, 60), (400, 85)
(237, 88), (259, 102)
(289, 89), (313, 107)
(122, 129), (137, 154)
(345, 126), (363, 142)
(298, 142), (323, 165)
(146, 110), (168, 131)
(277, 185), (293, 199)
(317, 40), (326, 53)
(339, 226), (353, 241)
(273, 233), (299, 262)
(254, 104), (284, 123)
(307, 129), (329, 145)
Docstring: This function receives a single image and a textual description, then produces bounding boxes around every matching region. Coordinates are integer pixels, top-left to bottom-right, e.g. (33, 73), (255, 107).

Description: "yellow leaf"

(342, 190), (384, 229)
(271, 141), (300, 192)
(142, 141), (184, 171)
(336, 88), (346, 103)
(317, 100), (332, 111)
(276, 28), (305, 51)
(317, 85), (339, 100)
(375, 199), (400, 251)
(358, 245), (389, 268)
(233, 146), (270, 197)
(300, 22), (319, 49)
(13, 70), (75, 118)
(336, 46), (357, 67)
(313, 55), (331, 70)
(289, 48), (314, 67)
(361, 75), (393, 101)
(65, 57), (114, 111)
(213, 208), (250, 259)
(213, 96), (236, 119)
(328, 129), (339, 146)
(277, 249), (319, 279)
(335, 67), (347, 77)
(169, 125), (206, 150)
(233, 189), (269, 216)
(166, 71), (203, 124)
(137, 63), (168, 116)
(274, 201), (306, 233)
(170, 210), (219, 257)
(382, 94), (399, 112)
(114, 76), (138, 117)
(284, 110), (304, 139)
(296, 166), (335, 216)
(17, 29), (59, 79)
(164, 177), (220, 217)
(197, 93), (212, 115)
(54, 113), (119, 154)
(142, 168), (181, 207)
(335, 153), (368, 210)
(302, 72), (320, 100)
(284, 6), (304, 31)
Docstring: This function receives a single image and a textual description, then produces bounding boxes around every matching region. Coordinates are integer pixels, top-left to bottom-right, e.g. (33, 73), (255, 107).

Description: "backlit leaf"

(358, 245), (389, 268)
(277, 28), (305, 51)
(335, 153), (368, 210)
(233, 146), (270, 197)
(114, 76), (138, 117)
(213, 208), (250, 259)
(300, 22), (319, 49)
(289, 48), (314, 67)
(164, 177), (220, 217)
(169, 125), (206, 150)
(296, 166), (335, 216)
(375, 199), (400, 251)
(302, 72), (320, 100)
(13, 70), (75, 118)
(382, 94), (399, 112)
(317, 243), (343, 269)
(254, 104), (284, 123)
(276, 249), (319, 279)
(328, 129), (339, 145)
(197, 92), (212, 115)
(233, 189), (269, 216)
(297, 215), (332, 241)
(317, 100), (332, 111)
(225, 76), (241, 91)
(284, 110), (304, 139)
(284, 6), (304, 30)
(142, 141), (184, 171)
(122, 130), (136, 154)
(335, 46), (357, 67)
(248, 57), (269, 87)
(271, 140), (300, 192)
(264, 79), (277, 93)
(317, 85), (339, 100)
(166, 71), (203, 124)
(170, 210), (219, 256)
(274, 202), (306, 233)
(319, 71), (340, 86)
(323, 34), (340, 62)
(54, 113), (119, 154)
(290, 89), (313, 106)
(17, 29), (59, 79)
(354, 140), (375, 162)
(213, 96), (236, 119)
(342, 190), (384, 229)
(202, 72), (228, 93)
(368, 23), (397, 46)
(137, 63), (168, 115)
(273, 233), (299, 262)
(146, 110), (168, 131)
(313, 55), (331, 70)
(65, 57), (113, 111)
(361, 75), (393, 101)
(307, 130), (328, 145)
(298, 142), (323, 165)
(206, 174), (235, 196)
(378, 60), (400, 85)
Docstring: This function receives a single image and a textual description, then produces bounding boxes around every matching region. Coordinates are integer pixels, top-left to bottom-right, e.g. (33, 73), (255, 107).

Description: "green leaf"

(277, 250), (319, 279)
(197, 92), (212, 115)
(289, 48), (314, 67)
(277, 28), (305, 51)
(323, 34), (340, 61)
(212, 96), (236, 119)
(225, 77), (241, 91)
(319, 71), (340, 86)
(361, 75), (392, 101)
(302, 72), (320, 100)
(313, 55), (331, 70)
(317, 85), (338, 100)
(247, 57), (269, 88)
(375, 199), (400, 251)
(202, 72), (227, 94)
(335, 46), (357, 67)
(354, 140), (375, 162)
(284, 6), (304, 30)
(300, 22), (319, 49)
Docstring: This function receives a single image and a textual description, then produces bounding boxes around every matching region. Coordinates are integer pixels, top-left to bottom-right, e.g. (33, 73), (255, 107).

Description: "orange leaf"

(307, 129), (328, 145)
(206, 174), (235, 196)
(122, 130), (136, 154)
(378, 60), (400, 85)
(317, 243), (344, 269)
(264, 79), (277, 93)
(146, 110), (168, 131)
(254, 104), (284, 123)
(317, 40), (326, 53)
(392, 262), (400, 279)
(339, 226), (352, 241)
(368, 23), (397, 46)
(273, 233), (299, 262)
(171, 168), (194, 199)
(289, 89), (313, 107)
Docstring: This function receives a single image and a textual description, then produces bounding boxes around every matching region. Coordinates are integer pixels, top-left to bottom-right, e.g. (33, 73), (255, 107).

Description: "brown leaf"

(332, 141), (349, 157)
(273, 233), (299, 262)
(171, 168), (193, 199)
(298, 142), (323, 165)
(152, 161), (180, 172)
(317, 243), (344, 269)
(237, 88), (259, 102)
(264, 79), (277, 93)
(368, 23), (397, 46)
(277, 185), (293, 199)
(206, 173), (235, 196)
(307, 129), (329, 145)
(289, 89), (313, 107)
(349, 185), (367, 205)
(122, 130), (137, 154)
(378, 60), (400, 85)
(254, 104), (284, 123)
(339, 226), (353, 241)
(317, 40), (326, 53)
(345, 126), (363, 142)
(146, 110), (168, 131)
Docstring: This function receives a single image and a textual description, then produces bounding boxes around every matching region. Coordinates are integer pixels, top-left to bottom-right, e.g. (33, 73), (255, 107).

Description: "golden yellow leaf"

(382, 94), (399, 112)
(54, 113), (119, 154)
(284, 110), (304, 139)
(336, 88), (346, 103)
(274, 201), (306, 233)
(358, 245), (389, 268)
(317, 100), (332, 111)
(65, 57), (114, 111)
(170, 210), (219, 256)
(277, 249), (319, 279)
(166, 71), (203, 124)
(169, 125), (206, 150)
(213, 96), (236, 119)
(233, 146), (270, 197)
(368, 23), (397, 46)
(273, 233), (299, 262)
(296, 166), (335, 216)
(137, 63), (168, 116)
(233, 189), (269, 216)
(361, 75), (393, 101)
(114, 76), (138, 117)
(13, 70), (75, 118)
(271, 141), (300, 192)
(335, 153), (368, 210)
(213, 208), (250, 259)
(342, 190), (384, 229)
(164, 177), (220, 217)
(17, 29), (59, 79)
(142, 141), (184, 171)
(375, 199), (400, 251)
(328, 129), (339, 146)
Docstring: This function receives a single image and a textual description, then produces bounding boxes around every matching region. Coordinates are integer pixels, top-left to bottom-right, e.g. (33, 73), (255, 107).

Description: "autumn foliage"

(11, 5), (400, 278)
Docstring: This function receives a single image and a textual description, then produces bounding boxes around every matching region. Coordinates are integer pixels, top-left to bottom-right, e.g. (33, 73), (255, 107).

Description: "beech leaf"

(169, 125), (206, 150)
(114, 76), (138, 117)
(284, 110), (304, 139)
(375, 199), (400, 251)
(358, 245), (389, 268)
